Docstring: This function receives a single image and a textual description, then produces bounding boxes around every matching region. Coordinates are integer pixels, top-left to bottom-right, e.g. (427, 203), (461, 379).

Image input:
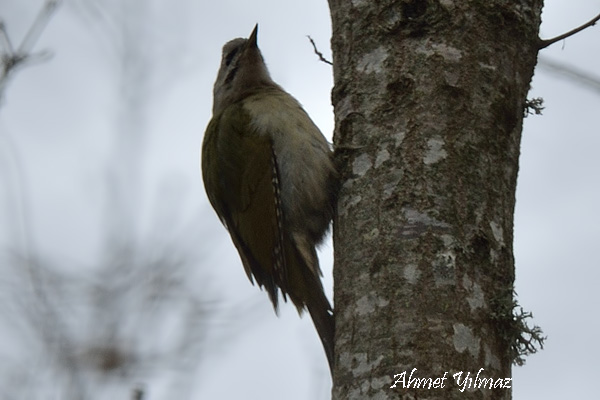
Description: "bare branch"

(0, 22), (15, 53)
(538, 12), (600, 49)
(0, 0), (60, 102)
(18, 0), (61, 54)
(307, 35), (333, 66)
(538, 55), (600, 94)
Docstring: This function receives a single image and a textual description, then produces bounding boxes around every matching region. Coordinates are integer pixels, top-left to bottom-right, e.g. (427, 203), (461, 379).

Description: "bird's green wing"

(202, 102), (284, 307)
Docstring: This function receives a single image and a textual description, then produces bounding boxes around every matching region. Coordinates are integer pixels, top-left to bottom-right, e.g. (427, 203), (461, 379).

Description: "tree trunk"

(328, 1), (543, 398)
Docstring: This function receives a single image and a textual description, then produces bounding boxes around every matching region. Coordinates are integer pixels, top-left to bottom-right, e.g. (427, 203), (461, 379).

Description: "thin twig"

(538, 12), (600, 49)
(18, 0), (61, 54)
(0, 22), (15, 53)
(538, 55), (600, 93)
(0, 0), (60, 101)
(307, 35), (333, 66)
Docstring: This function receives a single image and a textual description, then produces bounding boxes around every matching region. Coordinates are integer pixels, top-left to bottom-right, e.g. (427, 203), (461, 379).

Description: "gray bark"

(328, 1), (543, 399)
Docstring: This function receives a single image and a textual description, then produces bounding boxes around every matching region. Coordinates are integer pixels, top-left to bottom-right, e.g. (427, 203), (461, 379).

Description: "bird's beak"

(248, 24), (258, 48)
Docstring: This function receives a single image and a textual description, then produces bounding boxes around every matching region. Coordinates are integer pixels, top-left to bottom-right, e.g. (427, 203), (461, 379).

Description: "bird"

(201, 24), (337, 373)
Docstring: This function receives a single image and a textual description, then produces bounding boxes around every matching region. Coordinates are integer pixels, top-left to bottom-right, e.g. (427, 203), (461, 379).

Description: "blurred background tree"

(1, 1), (221, 398)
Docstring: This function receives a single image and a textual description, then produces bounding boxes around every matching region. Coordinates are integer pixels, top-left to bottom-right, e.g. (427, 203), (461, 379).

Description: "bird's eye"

(225, 47), (240, 66)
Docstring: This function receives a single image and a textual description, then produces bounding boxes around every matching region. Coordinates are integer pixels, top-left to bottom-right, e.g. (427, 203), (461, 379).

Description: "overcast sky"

(0, 0), (598, 399)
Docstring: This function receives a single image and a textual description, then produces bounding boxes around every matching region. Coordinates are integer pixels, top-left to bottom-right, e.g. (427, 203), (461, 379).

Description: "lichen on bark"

(328, 1), (544, 398)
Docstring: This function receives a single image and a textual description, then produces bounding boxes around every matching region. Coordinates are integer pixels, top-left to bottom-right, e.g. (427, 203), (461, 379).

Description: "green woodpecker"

(201, 25), (336, 372)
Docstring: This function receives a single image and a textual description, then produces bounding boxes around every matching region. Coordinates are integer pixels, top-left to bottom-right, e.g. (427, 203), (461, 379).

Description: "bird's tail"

(306, 282), (335, 374)
(284, 232), (335, 374)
